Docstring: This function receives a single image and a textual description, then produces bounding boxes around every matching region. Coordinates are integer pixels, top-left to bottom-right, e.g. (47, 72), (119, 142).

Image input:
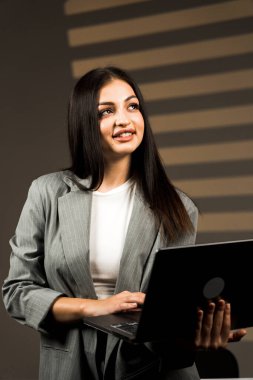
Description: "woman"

(2, 67), (246, 380)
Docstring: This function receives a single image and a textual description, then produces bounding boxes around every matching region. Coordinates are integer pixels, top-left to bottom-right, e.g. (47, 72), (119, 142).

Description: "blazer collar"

(62, 171), (91, 191)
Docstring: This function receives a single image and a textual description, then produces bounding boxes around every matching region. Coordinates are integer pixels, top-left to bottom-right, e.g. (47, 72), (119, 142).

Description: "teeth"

(119, 132), (132, 137)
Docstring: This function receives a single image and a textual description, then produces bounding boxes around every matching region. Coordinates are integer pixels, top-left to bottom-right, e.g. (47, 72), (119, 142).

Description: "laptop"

(82, 239), (253, 343)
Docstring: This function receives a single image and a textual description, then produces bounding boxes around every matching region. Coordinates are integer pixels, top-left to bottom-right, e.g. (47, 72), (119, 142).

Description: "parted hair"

(67, 66), (194, 241)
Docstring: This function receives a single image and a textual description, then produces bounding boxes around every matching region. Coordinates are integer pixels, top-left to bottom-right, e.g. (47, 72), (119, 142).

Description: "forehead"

(99, 79), (136, 101)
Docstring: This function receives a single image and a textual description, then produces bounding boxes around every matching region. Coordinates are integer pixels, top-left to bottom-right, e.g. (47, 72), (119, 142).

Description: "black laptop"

(82, 239), (253, 343)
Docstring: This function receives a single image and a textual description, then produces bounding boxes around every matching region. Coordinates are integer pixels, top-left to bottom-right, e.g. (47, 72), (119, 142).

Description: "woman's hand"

(51, 291), (145, 322)
(194, 299), (247, 349)
(81, 291), (145, 317)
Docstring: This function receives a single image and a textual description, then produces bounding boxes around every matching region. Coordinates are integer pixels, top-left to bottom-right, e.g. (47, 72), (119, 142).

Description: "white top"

(89, 179), (135, 299)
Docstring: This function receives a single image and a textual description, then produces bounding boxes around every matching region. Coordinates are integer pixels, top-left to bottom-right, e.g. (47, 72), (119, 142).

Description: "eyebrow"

(98, 95), (138, 106)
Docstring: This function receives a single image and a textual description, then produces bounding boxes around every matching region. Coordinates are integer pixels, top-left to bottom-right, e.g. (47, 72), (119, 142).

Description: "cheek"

(136, 115), (145, 133)
(99, 121), (111, 138)
(99, 124), (115, 150)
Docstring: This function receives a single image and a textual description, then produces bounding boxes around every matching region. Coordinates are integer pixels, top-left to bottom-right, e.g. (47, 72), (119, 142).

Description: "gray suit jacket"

(2, 171), (199, 380)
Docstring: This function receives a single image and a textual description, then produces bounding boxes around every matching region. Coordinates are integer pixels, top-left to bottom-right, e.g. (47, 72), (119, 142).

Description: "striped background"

(64, 0), (253, 244)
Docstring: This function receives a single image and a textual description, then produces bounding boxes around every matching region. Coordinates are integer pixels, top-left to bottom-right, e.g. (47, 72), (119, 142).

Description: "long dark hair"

(67, 66), (194, 241)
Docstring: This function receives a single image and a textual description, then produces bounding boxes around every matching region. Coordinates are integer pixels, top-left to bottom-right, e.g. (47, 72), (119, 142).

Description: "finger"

(120, 302), (138, 311)
(125, 293), (144, 305)
(228, 328), (247, 342)
(194, 309), (204, 347)
(200, 302), (215, 348)
(220, 303), (231, 343)
(210, 299), (226, 347)
(117, 291), (144, 303)
(132, 292), (146, 304)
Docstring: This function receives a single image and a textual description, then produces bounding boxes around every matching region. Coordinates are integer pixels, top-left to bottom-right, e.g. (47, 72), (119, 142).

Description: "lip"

(112, 127), (135, 138)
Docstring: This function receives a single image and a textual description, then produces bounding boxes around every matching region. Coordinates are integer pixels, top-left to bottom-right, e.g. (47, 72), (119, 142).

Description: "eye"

(98, 108), (113, 118)
(128, 103), (140, 111)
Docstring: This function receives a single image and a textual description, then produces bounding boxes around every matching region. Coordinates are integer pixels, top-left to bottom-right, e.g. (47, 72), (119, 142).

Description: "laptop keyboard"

(111, 321), (139, 335)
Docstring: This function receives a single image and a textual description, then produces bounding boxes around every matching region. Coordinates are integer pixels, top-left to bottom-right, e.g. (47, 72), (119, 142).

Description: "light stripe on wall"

(174, 176), (253, 197)
(140, 69), (253, 100)
(198, 212), (253, 232)
(149, 105), (253, 133)
(160, 140), (253, 165)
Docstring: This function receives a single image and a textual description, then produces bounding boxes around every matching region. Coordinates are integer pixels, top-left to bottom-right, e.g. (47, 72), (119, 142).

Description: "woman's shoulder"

(31, 170), (92, 196)
(30, 170), (72, 196)
(176, 188), (198, 214)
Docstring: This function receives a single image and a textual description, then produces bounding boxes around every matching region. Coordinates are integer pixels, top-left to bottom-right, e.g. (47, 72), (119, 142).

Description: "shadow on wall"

(195, 348), (239, 378)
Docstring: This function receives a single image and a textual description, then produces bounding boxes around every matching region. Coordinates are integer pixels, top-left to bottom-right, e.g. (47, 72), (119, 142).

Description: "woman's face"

(98, 79), (144, 162)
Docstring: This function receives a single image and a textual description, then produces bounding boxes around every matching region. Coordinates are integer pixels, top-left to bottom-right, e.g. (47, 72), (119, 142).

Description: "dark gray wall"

(0, 1), (73, 379)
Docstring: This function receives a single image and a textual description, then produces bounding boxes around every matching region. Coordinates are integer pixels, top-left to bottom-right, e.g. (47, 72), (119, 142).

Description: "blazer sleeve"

(2, 179), (64, 333)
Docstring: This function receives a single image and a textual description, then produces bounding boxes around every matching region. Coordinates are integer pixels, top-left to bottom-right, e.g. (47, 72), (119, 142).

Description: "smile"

(118, 132), (132, 137)
(113, 128), (135, 138)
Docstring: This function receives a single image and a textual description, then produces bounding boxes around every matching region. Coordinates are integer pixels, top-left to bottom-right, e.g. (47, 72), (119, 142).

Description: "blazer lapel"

(58, 187), (96, 298)
(115, 189), (160, 293)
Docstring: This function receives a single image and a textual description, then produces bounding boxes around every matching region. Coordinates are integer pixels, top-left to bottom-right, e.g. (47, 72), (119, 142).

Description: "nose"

(115, 109), (130, 126)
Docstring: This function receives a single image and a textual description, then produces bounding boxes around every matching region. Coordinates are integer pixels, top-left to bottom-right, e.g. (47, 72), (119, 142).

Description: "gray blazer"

(2, 171), (199, 380)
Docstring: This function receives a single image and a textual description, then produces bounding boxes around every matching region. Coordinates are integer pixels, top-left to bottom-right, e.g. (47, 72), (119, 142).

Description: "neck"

(98, 156), (131, 192)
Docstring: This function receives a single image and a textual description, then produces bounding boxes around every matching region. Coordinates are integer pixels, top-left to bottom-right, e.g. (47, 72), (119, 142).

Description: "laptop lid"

(82, 239), (253, 343)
